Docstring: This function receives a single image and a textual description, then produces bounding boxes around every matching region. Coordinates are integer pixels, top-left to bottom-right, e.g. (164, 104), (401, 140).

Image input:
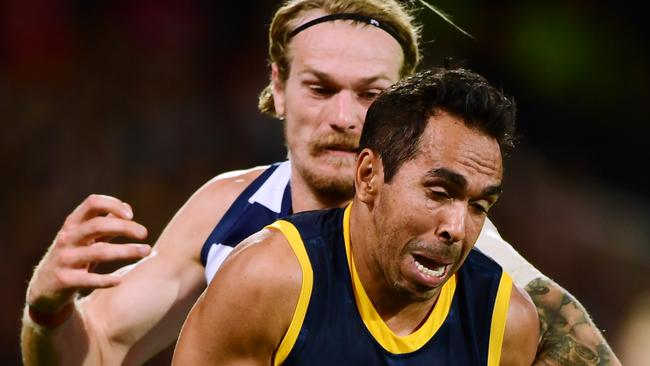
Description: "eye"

(427, 189), (450, 202)
(308, 85), (335, 97)
(358, 89), (382, 101)
(470, 201), (490, 215)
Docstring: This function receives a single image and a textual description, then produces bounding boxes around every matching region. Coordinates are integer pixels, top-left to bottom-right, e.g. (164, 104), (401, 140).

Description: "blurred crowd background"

(1, 0), (648, 364)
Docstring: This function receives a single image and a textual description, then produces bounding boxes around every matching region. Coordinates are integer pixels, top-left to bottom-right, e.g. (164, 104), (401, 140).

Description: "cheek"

(285, 83), (321, 119)
(285, 106), (321, 141)
(284, 118), (312, 149)
(393, 191), (433, 228)
(465, 217), (485, 245)
(452, 217), (485, 266)
(376, 191), (425, 244)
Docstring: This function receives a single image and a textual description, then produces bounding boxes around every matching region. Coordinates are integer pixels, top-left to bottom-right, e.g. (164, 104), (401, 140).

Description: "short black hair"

(359, 67), (516, 182)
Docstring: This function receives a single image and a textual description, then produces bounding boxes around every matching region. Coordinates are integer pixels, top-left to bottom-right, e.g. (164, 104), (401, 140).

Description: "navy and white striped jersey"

(200, 161), (292, 283)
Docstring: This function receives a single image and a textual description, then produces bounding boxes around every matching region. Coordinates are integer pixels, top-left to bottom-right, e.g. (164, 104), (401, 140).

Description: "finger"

(96, 212), (120, 243)
(58, 216), (147, 247)
(65, 194), (133, 225)
(59, 243), (151, 267)
(61, 269), (124, 289)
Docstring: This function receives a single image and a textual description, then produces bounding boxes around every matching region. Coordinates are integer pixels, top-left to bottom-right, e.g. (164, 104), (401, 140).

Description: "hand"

(26, 194), (151, 315)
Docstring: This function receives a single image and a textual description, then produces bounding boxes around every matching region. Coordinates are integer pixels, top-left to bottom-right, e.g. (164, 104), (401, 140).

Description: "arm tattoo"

(525, 278), (620, 366)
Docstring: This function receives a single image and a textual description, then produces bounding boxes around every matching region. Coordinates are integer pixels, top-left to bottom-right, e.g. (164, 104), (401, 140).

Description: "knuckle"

(95, 243), (120, 261)
(63, 211), (76, 224)
(53, 269), (70, 287)
(89, 217), (112, 234)
(56, 229), (72, 246)
(57, 248), (76, 267)
(87, 194), (102, 206)
(87, 219), (101, 233)
(124, 245), (141, 256)
(57, 249), (70, 266)
(91, 245), (111, 261)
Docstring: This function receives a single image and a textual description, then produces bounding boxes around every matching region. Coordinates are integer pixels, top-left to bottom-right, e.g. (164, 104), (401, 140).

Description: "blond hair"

(258, 0), (422, 117)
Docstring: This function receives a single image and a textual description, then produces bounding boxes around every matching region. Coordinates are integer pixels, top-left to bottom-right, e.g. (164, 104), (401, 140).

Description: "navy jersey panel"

(281, 208), (505, 366)
(200, 162), (292, 266)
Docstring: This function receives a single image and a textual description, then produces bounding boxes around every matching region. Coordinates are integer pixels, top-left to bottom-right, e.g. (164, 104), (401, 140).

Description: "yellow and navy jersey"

(268, 205), (513, 366)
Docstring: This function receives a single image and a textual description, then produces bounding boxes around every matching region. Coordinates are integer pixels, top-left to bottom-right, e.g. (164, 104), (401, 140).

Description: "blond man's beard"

(297, 159), (355, 202)
(292, 130), (359, 203)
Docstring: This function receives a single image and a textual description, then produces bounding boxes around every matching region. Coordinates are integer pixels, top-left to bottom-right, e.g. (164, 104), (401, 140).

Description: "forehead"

(287, 11), (403, 82)
(411, 112), (503, 185)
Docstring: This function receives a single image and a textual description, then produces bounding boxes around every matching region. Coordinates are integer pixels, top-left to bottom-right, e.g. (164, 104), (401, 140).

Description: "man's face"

(272, 11), (403, 200)
(371, 112), (503, 301)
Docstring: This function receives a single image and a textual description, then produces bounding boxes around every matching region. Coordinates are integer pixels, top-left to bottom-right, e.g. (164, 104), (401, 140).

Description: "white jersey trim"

(205, 244), (234, 284)
(204, 161), (291, 284)
(248, 161), (291, 213)
(475, 218), (545, 287)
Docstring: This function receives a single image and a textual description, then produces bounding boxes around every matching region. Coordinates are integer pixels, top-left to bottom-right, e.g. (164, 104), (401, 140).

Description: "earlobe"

(355, 149), (382, 204)
(271, 63), (286, 118)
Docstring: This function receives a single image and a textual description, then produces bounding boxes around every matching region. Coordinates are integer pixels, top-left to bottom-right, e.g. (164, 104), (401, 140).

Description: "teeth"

(415, 260), (445, 278)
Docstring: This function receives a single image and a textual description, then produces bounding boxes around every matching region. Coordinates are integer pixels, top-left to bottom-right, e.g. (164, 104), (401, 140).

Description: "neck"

(349, 202), (441, 336)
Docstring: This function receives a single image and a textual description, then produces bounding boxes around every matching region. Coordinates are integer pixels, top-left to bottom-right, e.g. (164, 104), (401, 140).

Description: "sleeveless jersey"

(268, 205), (513, 366)
(200, 160), (540, 289)
(200, 161), (292, 283)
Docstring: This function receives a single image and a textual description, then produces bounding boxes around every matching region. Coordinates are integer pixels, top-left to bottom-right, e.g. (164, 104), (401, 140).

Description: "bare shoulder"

(206, 226), (302, 312)
(176, 165), (268, 226)
(501, 284), (539, 366)
(153, 165), (269, 258)
(173, 227), (302, 364)
(202, 165), (270, 198)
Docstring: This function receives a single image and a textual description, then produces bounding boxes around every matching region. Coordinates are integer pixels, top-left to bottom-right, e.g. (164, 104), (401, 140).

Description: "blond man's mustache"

(309, 132), (360, 155)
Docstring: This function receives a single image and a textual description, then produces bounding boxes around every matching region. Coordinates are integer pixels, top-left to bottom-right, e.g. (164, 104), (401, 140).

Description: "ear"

(271, 63), (286, 118)
(355, 148), (383, 205)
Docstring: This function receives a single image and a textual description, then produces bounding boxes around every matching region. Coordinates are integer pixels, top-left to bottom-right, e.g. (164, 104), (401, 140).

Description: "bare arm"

(21, 194), (151, 365)
(527, 278), (621, 366)
(476, 219), (621, 365)
(172, 228), (300, 365)
(500, 286), (539, 366)
(21, 168), (265, 365)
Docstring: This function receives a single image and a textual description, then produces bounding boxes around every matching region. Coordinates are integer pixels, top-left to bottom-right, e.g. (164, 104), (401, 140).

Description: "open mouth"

(413, 254), (448, 278)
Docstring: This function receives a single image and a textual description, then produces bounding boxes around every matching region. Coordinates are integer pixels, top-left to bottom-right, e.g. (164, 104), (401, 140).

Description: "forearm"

(526, 277), (621, 365)
(476, 221), (621, 364)
(21, 301), (100, 366)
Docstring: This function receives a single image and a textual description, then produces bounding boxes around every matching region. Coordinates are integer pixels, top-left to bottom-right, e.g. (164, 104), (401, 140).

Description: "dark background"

(2, 0), (649, 364)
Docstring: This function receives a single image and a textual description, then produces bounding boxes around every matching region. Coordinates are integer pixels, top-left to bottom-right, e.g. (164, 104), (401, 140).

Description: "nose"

(328, 91), (362, 132)
(436, 200), (467, 245)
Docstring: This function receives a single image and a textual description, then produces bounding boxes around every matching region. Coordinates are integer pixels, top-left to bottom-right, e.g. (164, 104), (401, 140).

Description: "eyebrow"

(426, 168), (467, 189)
(425, 167), (502, 198)
(300, 70), (391, 87)
(481, 184), (503, 198)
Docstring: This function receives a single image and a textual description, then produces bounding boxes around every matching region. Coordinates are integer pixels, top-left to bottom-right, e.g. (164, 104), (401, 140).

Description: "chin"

(393, 281), (439, 303)
(319, 154), (356, 170)
(301, 160), (355, 200)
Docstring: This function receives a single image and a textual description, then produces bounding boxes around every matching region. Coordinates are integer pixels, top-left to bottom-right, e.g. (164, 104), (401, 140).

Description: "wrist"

(25, 302), (74, 330)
